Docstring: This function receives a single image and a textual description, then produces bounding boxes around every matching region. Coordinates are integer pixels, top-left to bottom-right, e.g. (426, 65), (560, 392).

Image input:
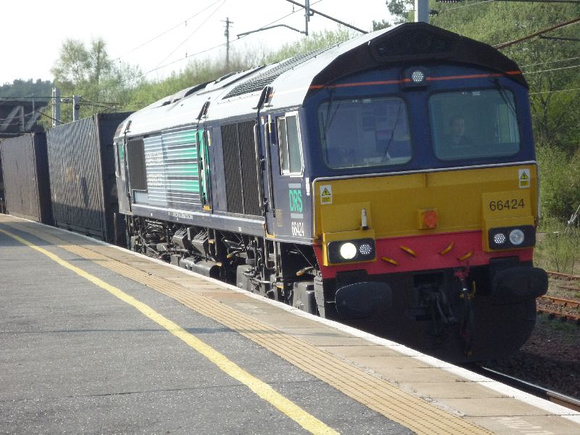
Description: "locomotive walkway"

(1, 214), (578, 434)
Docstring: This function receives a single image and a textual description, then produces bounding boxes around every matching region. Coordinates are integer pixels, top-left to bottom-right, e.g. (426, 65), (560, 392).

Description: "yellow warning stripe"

(0, 228), (338, 435)
(1, 217), (491, 434)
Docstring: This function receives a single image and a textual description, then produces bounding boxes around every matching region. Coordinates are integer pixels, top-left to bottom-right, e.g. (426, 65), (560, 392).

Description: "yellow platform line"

(0, 227), (338, 435)
(0, 217), (490, 434)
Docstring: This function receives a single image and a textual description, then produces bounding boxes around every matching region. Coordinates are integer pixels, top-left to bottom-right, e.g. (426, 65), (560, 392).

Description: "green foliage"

(535, 219), (579, 275)
(0, 79), (52, 98)
(125, 56), (239, 111)
(537, 146), (580, 221)
(50, 37), (144, 123)
(263, 29), (353, 63)
(386, 0), (414, 24)
(373, 20), (393, 31)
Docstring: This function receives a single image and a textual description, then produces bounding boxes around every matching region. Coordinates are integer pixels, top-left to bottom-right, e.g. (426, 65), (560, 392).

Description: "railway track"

(474, 365), (580, 412)
(539, 271), (580, 323)
(537, 296), (580, 323)
(546, 270), (580, 282)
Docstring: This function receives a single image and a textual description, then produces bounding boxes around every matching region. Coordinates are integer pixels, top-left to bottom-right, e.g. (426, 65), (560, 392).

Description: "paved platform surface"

(0, 214), (578, 434)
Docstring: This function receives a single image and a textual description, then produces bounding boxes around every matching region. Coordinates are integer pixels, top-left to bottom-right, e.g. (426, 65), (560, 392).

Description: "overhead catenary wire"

(144, 1), (310, 77)
(114, 0), (227, 63)
(78, 96), (119, 111)
(529, 87), (580, 95)
(520, 55), (580, 68)
(236, 2), (311, 38)
(150, 0), (228, 73)
(494, 16), (580, 49)
(438, 0), (494, 12)
(144, 42), (229, 76)
(523, 63), (580, 74)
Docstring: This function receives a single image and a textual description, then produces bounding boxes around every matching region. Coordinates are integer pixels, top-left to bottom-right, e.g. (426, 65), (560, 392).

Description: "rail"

(474, 366), (580, 412)
(547, 270), (580, 282)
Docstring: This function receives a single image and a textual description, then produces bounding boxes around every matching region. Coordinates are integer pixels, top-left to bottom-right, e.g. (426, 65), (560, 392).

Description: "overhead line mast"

(223, 17), (233, 69)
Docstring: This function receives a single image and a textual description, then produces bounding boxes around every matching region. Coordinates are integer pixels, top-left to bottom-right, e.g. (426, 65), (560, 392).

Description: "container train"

(1, 23), (548, 362)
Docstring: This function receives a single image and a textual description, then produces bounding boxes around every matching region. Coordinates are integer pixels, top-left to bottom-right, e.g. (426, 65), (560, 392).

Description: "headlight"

(339, 242), (357, 260)
(328, 238), (376, 264)
(488, 226), (535, 250)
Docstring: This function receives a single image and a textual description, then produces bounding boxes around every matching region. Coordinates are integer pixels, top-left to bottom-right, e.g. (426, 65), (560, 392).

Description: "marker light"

(411, 70), (425, 83)
(359, 243), (373, 256)
(403, 67), (429, 88)
(493, 233), (507, 245)
(509, 229), (525, 246)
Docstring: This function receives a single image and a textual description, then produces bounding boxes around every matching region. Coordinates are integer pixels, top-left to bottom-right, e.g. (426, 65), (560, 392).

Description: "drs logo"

(289, 189), (303, 213)
(289, 188), (305, 237)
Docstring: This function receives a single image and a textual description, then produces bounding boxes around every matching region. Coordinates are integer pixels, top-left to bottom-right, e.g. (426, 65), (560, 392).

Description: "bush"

(536, 145), (580, 221)
(535, 219), (579, 274)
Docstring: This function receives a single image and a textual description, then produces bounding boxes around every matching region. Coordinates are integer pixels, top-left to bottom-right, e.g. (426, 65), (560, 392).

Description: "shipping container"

(0, 133), (53, 224)
(0, 143), (4, 213)
(46, 113), (131, 243)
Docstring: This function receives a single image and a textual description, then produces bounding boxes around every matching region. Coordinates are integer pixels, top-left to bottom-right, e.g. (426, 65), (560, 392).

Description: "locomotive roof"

(120, 22), (524, 137)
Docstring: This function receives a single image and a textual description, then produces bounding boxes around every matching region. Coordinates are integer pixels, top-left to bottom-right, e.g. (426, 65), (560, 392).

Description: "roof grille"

(370, 27), (459, 61)
(224, 47), (331, 99)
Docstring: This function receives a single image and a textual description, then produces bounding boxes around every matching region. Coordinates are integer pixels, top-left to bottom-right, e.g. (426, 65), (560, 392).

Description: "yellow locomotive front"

(312, 164), (546, 360)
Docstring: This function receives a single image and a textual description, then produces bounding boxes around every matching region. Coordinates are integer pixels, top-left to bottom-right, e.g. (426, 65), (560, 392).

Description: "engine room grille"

(221, 121), (261, 216)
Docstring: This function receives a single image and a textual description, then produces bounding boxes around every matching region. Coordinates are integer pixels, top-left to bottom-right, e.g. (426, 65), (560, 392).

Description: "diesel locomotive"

(113, 23), (548, 362)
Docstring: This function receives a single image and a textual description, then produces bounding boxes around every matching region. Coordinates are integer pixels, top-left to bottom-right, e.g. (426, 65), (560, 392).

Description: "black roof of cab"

(308, 22), (527, 96)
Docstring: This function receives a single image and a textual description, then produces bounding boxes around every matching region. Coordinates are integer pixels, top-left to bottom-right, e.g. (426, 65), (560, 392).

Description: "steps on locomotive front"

(1, 214), (578, 435)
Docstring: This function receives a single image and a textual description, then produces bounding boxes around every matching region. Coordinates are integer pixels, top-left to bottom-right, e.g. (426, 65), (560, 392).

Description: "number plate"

(482, 191), (531, 218)
(488, 197), (526, 212)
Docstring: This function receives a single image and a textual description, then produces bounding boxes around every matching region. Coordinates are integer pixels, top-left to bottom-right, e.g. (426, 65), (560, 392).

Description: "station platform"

(1, 213), (578, 434)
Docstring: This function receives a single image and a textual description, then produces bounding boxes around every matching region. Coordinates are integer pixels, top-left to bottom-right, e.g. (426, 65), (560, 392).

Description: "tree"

(386, 0), (414, 24)
(51, 38), (143, 122)
(0, 79), (52, 99)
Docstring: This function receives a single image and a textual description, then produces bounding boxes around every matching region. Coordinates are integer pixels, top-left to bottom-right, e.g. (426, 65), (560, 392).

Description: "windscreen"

(430, 89), (520, 161)
(318, 97), (412, 169)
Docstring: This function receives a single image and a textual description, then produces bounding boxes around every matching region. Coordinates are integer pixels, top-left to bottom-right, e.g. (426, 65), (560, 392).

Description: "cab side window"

(126, 138), (147, 191)
(277, 113), (303, 175)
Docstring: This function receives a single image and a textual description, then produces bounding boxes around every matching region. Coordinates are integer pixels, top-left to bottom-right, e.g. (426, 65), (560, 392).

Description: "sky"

(1, 0), (393, 85)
